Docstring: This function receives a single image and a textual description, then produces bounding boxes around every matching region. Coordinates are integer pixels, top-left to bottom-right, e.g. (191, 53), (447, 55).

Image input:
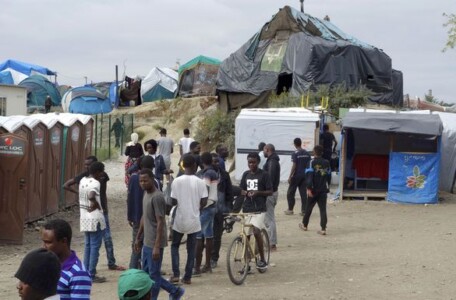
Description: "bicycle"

(225, 212), (270, 285)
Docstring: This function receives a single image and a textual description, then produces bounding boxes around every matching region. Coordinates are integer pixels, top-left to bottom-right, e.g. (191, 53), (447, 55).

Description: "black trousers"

(286, 174), (307, 212)
(211, 210), (224, 263)
(302, 192), (327, 230)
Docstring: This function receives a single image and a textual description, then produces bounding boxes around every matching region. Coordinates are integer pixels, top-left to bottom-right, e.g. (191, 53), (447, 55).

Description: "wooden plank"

(342, 190), (387, 201)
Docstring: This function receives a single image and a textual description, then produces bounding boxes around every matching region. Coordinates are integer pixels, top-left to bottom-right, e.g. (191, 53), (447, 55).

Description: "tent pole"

(339, 130), (347, 201)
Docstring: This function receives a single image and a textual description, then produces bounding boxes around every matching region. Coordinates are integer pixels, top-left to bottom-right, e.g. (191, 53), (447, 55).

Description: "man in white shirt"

(178, 128), (194, 156)
(169, 154), (208, 285)
(79, 161), (107, 283)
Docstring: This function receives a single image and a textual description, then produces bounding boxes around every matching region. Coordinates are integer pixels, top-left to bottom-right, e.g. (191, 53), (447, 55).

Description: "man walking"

(158, 128), (174, 173)
(111, 118), (123, 148)
(42, 219), (92, 299)
(178, 128), (194, 156)
(285, 138), (311, 216)
(263, 143), (280, 251)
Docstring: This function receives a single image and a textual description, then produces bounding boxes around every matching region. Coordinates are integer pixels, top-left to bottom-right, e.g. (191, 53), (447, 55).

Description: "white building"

(0, 84), (27, 116)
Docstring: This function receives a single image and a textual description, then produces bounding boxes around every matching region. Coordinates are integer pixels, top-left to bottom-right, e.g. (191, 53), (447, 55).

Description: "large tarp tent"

(0, 59), (56, 84)
(90, 82), (120, 108)
(18, 75), (61, 110)
(433, 112), (456, 193)
(339, 111), (442, 204)
(141, 67), (178, 102)
(217, 6), (403, 111)
(177, 55), (220, 97)
(61, 86), (112, 115)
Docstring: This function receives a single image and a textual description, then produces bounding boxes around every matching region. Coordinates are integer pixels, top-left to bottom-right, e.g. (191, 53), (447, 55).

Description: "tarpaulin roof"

(178, 55), (220, 76)
(0, 59), (56, 76)
(342, 111), (443, 136)
(141, 67), (178, 102)
(217, 5), (402, 106)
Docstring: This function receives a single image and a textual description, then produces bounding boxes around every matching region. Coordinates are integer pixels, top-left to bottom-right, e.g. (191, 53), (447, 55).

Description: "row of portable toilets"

(0, 113), (93, 244)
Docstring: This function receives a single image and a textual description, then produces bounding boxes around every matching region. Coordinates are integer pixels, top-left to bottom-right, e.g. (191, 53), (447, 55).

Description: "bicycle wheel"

(226, 236), (248, 285)
(255, 229), (270, 273)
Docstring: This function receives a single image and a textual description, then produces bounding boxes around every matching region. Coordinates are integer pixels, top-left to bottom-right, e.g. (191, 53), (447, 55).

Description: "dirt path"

(1, 156), (456, 299)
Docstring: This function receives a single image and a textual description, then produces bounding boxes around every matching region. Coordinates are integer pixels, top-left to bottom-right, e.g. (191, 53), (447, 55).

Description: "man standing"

(178, 128), (194, 156)
(135, 168), (185, 300)
(263, 143), (280, 251)
(79, 161), (107, 283)
(169, 154), (208, 285)
(63, 156), (125, 272)
(158, 128), (174, 172)
(111, 118), (123, 148)
(42, 219), (92, 299)
(285, 138), (311, 216)
(320, 124), (337, 163)
(215, 144), (229, 172)
(45, 95), (52, 113)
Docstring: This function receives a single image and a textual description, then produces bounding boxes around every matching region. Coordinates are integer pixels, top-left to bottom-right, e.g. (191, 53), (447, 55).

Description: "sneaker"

(108, 264), (126, 271)
(270, 244), (277, 252)
(299, 212), (305, 216)
(169, 276), (179, 283)
(169, 287), (185, 300)
(256, 260), (268, 270)
(201, 265), (212, 273)
(92, 276), (106, 283)
(210, 260), (218, 269)
(181, 278), (191, 284)
(192, 269), (202, 277)
(284, 210), (294, 215)
(318, 230), (327, 236)
(239, 265), (252, 275)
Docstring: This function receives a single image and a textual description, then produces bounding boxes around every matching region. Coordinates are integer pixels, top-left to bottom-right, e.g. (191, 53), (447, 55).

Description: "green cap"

(118, 269), (154, 300)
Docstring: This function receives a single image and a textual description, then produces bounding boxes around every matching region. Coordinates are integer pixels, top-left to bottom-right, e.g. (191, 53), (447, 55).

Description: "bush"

(135, 129), (146, 141)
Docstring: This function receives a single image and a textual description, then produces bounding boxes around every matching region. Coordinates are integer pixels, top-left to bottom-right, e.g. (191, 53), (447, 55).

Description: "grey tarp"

(434, 112), (456, 192)
(217, 5), (403, 109)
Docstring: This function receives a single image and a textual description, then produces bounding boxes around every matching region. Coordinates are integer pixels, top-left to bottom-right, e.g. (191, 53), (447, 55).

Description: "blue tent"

(18, 75), (61, 108)
(0, 59), (56, 76)
(61, 86), (112, 115)
(0, 71), (14, 84)
(90, 82), (120, 108)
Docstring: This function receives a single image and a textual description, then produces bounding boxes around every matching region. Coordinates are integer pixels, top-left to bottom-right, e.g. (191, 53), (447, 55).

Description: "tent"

(18, 75), (61, 109)
(235, 107), (319, 181)
(177, 55), (220, 97)
(61, 86), (112, 115)
(0, 59), (56, 84)
(217, 6), (403, 112)
(339, 111), (443, 204)
(0, 71), (14, 84)
(90, 82), (120, 107)
(141, 67), (178, 102)
(433, 112), (456, 193)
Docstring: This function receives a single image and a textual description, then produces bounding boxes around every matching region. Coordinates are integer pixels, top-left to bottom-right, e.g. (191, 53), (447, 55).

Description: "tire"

(256, 229), (270, 273)
(226, 236), (248, 285)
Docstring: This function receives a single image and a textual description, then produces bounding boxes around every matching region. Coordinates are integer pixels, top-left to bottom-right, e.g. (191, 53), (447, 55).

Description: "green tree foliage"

(443, 13), (456, 52)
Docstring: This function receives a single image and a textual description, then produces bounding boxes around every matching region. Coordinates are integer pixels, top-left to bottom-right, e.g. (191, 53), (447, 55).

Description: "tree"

(443, 13), (456, 52)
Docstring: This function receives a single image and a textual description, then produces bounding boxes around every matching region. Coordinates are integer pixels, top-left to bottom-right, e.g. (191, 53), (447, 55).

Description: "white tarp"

(140, 67), (178, 101)
(235, 107), (319, 181)
(434, 112), (456, 192)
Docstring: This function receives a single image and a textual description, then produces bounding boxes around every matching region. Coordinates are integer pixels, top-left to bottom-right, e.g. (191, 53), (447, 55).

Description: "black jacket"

(263, 152), (280, 192)
(306, 157), (331, 194)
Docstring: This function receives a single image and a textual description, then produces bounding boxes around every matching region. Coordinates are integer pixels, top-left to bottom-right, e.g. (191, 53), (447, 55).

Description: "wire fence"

(92, 114), (134, 160)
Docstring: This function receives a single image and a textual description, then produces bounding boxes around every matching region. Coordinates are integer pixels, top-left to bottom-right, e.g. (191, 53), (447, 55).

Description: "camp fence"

(92, 114), (134, 160)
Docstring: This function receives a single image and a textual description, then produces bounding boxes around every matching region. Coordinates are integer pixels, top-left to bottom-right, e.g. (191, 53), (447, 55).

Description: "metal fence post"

(94, 114), (98, 158)
(108, 115), (112, 159)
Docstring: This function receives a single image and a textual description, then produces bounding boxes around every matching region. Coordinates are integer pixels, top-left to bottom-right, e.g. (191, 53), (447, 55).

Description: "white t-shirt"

(79, 177), (106, 232)
(171, 174), (208, 234)
(179, 137), (195, 155)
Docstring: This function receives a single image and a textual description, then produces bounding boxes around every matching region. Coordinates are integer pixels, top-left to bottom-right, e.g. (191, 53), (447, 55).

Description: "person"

(117, 269), (154, 300)
(320, 124), (337, 163)
(258, 142), (266, 169)
(125, 132), (144, 187)
(210, 152), (234, 269)
(285, 138), (311, 216)
(63, 156), (125, 272)
(215, 144), (229, 172)
(15, 248), (61, 300)
(194, 152), (219, 275)
(79, 161), (107, 283)
(144, 139), (173, 189)
(169, 154), (208, 285)
(233, 152), (272, 270)
(178, 128), (194, 156)
(177, 141), (202, 177)
(42, 219), (92, 299)
(134, 168), (185, 300)
(127, 156), (157, 269)
(111, 118), (123, 148)
(45, 95), (52, 113)
(263, 143), (281, 251)
(299, 145), (331, 235)
(157, 128), (174, 172)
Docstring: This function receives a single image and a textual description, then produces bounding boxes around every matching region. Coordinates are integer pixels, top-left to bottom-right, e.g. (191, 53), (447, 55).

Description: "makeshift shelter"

(177, 55), (220, 97)
(18, 75), (61, 110)
(91, 82), (120, 108)
(61, 86), (112, 115)
(217, 6), (403, 112)
(141, 67), (178, 102)
(0, 59), (56, 84)
(0, 70), (14, 84)
(433, 112), (456, 193)
(235, 107), (319, 181)
(339, 111), (443, 204)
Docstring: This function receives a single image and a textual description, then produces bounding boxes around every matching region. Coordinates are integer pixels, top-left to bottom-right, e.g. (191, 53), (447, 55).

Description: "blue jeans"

(83, 223), (104, 277)
(171, 230), (197, 281)
(129, 222), (141, 269)
(142, 246), (178, 300)
(103, 213), (116, 268)
(197, 205), (216, 239)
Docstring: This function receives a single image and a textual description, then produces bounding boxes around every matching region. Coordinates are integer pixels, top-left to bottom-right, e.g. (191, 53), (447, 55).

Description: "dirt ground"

(2, 154), (456, 300)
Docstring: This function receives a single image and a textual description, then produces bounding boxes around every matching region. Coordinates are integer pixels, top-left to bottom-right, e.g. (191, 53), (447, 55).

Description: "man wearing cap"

(15, 248), (61, 300)
(118, 269), (154, 300)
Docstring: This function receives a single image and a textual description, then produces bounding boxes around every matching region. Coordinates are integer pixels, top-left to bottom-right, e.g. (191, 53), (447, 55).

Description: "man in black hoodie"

(263, 143), (281, 251)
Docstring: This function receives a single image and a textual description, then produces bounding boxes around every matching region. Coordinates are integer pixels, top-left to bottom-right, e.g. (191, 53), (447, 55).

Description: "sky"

(1, 0), (455, 103)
